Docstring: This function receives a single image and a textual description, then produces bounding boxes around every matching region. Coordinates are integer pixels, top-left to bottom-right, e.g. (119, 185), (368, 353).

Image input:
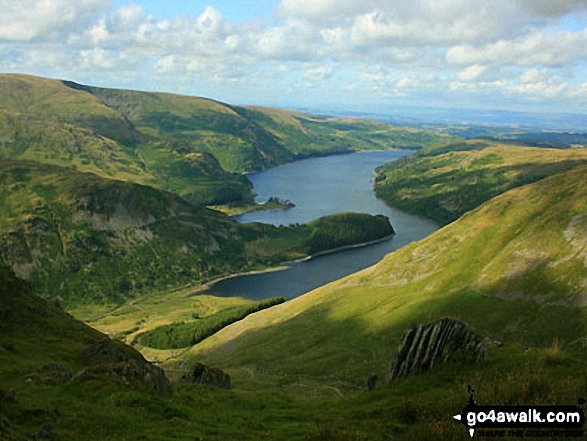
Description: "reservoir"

(206, 150), (439, 300)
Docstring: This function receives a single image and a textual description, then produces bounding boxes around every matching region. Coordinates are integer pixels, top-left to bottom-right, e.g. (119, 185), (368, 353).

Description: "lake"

(205, 150), (439, 300)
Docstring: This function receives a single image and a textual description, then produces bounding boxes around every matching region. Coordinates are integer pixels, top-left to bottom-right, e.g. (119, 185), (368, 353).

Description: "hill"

(0, 268), (176, 439)
(0, 158), (393, 306)
(186, 164), (587, 383)
(0, 73), (445, 180)
(374, 139), (587, 224)
(0, 158), (248, 305)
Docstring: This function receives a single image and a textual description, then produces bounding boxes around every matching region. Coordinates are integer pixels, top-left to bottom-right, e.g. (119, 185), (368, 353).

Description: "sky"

(1, 0), (587, 116)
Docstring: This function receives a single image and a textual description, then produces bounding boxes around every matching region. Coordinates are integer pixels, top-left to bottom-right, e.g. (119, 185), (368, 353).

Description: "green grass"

(375, 140), (587, 224)
(0, 158), (394, 306)
(3, 161), (587, 440)
(3, 264), (585, 440)
(133, 297), (286, 349)
(183, 165), (587, 385)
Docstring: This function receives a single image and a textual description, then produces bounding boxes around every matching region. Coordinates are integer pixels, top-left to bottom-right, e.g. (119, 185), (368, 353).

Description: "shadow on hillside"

(193, 274), (587, 386)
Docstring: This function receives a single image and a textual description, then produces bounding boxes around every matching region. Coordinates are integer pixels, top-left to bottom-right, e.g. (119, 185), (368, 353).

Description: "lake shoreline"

(190, 232), (395, 297)
(200, 150), (439, 300)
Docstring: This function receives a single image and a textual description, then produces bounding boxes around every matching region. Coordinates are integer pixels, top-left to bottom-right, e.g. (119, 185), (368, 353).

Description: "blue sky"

(113, 0), (280, 22)
(1, 0), (587, 117)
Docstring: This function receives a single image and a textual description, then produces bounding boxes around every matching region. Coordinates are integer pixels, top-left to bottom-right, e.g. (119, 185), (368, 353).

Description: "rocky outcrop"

(181, 363), (231, 389)
(83, 339), (172, 394)
(388, 318), (489, 381)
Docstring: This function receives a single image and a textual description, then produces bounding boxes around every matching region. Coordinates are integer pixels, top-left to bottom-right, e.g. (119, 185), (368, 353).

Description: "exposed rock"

(83, 339), (172, 394)
(38, 364), (74, 385)
(388, 318), (489, 381)
(181, 363), (231, 389)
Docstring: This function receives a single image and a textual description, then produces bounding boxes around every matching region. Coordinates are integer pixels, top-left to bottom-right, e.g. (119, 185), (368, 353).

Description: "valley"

(1, 74), (586, 440)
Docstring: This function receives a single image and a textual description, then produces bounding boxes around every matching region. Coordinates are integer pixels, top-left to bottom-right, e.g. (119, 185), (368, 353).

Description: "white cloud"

(0, 0), (109, 41)
(155, 55), (175, 73)
(567, 82), (587, 97)
(254, 20), (323, 61)
(303, 64), (335, 81)
(277, 0), (374, 20)
(457, 65), (487, 82)
(79, 48), (116, 69)
(2, 0), (587, 112)
(447, 29), (587, 67)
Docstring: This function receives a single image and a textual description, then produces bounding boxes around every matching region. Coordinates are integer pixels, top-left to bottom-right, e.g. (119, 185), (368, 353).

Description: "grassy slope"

(0, 268), (173, 440)
(186, 164), (587, 386)
(375, 139), (587, 224)
(88, 86), (296, 173)
(239, 106), (448, 158)
(0, 158), (247, 305)
(0, 74), (252, 206)
(0, 158), (393, 306)
(0, 268), (348, 441)
(89, 86), (449, 174)
(0, 73), (448, 206)
(2, 240), (586, 440)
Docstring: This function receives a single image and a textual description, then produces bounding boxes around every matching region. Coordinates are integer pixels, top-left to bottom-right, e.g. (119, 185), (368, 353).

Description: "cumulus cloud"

(447, 29), (587, 67)
(303, 64), (335, 81)
(456, 65), (488, 82)
(0, 0), (109, 40)
(277, 0), (375, 20)
(2, 0), (587, 110)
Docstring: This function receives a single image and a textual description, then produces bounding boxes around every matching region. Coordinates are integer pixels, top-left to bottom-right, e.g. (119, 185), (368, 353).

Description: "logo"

(453, 386), (585, 438)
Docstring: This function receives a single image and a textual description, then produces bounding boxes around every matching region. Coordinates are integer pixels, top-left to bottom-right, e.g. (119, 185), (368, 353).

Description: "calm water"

(206, 151), (438, 300)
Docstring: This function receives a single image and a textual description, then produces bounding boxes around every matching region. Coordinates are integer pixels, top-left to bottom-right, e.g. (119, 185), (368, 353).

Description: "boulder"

(83, 339), (172, 394)
(388, 318), (489, 381)
(181, 363), (231, 389)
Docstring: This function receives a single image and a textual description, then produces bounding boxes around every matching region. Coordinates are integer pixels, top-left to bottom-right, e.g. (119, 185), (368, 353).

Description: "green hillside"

(0, 158), (247, 305)
(162, 164), (587, 439)
(0, 268), (176, 439)
(0, 75), (252, 207)
(237, 106), (447, 159)
(187, 164), (587, 382)
(2, 265), (585, 440)
(0, 158), (393, 306)
(0, 73), (447, 209)
(375, 139), (587, 224)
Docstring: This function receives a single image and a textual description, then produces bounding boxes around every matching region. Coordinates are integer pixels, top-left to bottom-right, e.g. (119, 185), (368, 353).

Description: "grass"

(2, 167), (587, 440)
(375, 140), (587, 224)
(181, 165), (587, 386)
(0, 156), (395, 307)
(3, 269), (585, 441)
(133, 297), (286, 349)
(2, 73), (587, 440)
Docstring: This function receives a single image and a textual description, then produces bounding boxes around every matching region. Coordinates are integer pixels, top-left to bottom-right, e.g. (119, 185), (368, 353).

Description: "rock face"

(181, 363), (231, 389)
(388, 318), (488, 381)
(84, 339), (172, 394)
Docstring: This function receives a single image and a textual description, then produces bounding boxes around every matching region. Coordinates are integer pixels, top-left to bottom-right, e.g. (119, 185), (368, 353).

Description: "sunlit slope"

(88, 86), (448, 172)
(0, 74), (251, 205)
(0, 73), (447, 205)
(375, 140), (587, 225)
(239, 106), (448, 157)
(0, 74), (140, 145)
(189, 165), (587, 382)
